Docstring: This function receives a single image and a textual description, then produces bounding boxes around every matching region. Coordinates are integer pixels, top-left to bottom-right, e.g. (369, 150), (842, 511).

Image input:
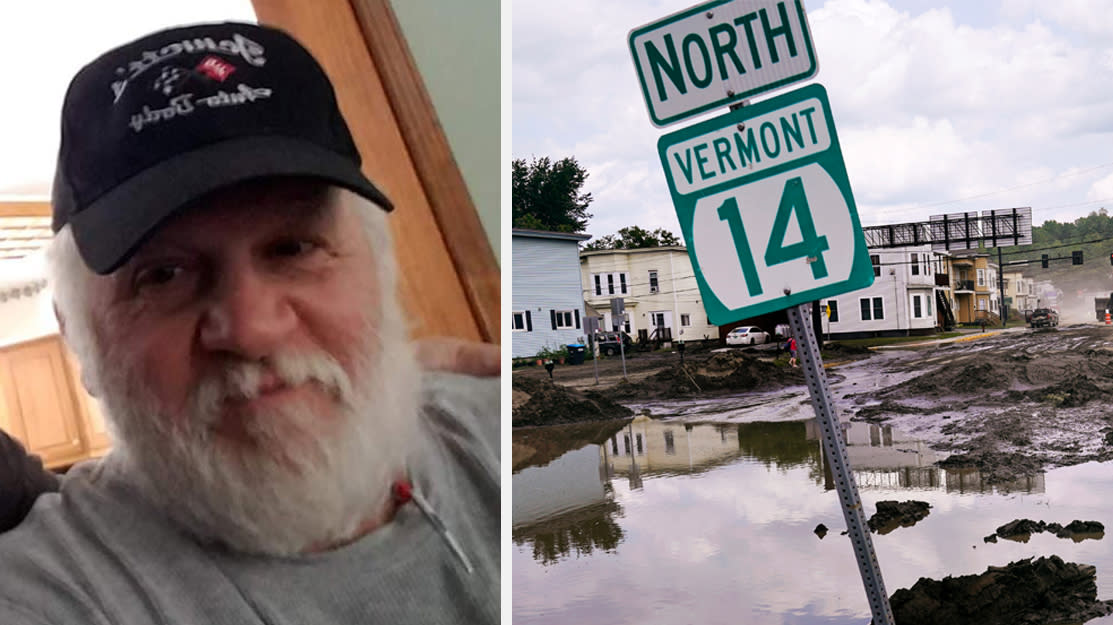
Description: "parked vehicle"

(1030, 308), (1059, 328)
(594, 331), (633, 356)
(726, 326), (770, 346)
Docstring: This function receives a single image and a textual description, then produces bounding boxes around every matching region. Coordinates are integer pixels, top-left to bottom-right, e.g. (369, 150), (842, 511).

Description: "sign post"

(634, 2), (894, 620)
(611, 298), (628, 380)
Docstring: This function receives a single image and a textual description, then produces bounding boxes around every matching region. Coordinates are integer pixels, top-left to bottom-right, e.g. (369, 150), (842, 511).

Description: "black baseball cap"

(51, 21), (393, 274)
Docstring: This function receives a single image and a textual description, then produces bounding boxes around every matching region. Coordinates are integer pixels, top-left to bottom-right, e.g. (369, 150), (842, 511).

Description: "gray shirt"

(0, 373), (499, 625)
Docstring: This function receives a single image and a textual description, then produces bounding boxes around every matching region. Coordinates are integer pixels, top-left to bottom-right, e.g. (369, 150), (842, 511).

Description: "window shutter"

(525, 310), (532, 331)
(550, 309), (557, 330)
(574, 309), (581, 329)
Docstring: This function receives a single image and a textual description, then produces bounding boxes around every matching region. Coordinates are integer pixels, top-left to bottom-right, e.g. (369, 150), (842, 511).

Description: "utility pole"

(997, 247), (1007, 324)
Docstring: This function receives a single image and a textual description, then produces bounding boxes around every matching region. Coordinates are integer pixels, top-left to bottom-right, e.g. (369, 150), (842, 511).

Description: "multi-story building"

(511, 229), (592, 358)
(1002, 271), (1037, 317)
(580, 246), (718, 344)
(949, 251), (1000, 323)
(816, 244), (947, 339)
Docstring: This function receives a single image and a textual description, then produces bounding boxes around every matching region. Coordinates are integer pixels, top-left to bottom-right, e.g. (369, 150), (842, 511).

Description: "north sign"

(629, 0), (818, 127)
(657, 83), (873, 325)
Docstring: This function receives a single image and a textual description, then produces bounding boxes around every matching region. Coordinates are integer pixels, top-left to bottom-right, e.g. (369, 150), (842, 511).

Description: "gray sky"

(513, 0), (1113, 240)
(0, 0), (257, 197)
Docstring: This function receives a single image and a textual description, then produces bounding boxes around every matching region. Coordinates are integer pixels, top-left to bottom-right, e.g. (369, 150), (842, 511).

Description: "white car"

(726, 326), (770, 346)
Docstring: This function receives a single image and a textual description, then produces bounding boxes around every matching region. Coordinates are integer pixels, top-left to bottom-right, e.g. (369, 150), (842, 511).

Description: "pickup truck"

(1030, 308), (1059, 328)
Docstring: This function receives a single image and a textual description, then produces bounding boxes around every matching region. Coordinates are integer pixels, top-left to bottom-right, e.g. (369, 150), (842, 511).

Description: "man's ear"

(53, 301), (99, 398)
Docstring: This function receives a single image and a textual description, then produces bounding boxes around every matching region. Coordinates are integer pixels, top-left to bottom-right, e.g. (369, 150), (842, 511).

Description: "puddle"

(513, 418), (1113, 625)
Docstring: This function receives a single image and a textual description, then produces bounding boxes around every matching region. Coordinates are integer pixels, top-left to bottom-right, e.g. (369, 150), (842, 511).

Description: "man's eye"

(135, 265), (184, 288)
(270, 239), (318, 257)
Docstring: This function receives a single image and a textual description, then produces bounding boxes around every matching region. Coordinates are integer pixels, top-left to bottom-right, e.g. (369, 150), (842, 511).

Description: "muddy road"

(514, 325), (1113, 483)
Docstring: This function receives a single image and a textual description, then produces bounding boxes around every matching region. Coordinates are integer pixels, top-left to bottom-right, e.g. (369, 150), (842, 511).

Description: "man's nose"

(199, 267), (297, 359)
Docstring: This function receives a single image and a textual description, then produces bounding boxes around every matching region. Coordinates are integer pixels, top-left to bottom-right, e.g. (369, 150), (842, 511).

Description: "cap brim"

(68, 135), (393, 274)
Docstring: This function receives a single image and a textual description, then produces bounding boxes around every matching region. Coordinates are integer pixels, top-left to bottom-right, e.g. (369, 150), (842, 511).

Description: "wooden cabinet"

(0, 335), (109, 469)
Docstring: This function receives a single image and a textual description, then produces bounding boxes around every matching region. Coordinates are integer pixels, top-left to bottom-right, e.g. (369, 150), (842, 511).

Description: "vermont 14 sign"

(628, 0), (817, 127)
(657, 83), (873, 325)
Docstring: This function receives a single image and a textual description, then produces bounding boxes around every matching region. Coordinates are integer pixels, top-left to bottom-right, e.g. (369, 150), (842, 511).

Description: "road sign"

(657, 83), (872, 326)
(629, 0), (818, 127)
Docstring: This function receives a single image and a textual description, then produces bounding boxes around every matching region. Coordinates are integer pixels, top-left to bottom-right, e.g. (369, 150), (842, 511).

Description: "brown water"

(512, 417), (1113, 625)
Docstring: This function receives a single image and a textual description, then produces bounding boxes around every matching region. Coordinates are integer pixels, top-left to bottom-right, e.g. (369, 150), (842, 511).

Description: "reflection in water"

(513, 417), (1047, 567)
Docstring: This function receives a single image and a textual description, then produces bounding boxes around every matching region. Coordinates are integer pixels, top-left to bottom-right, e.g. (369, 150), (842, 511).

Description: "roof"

(580, 245), (687, 257)
(511, 228), (591, 242)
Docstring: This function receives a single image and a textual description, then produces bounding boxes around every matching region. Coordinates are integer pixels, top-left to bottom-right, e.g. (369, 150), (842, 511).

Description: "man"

(0, 21), (499, 624)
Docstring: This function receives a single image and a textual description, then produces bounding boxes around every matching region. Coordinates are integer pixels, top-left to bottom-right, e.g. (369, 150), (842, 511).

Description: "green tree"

(582, 225), (682, 251)
(512, 156), (593, 232)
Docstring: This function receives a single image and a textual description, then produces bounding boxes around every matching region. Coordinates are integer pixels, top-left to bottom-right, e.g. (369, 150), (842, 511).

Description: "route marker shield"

(657, 83), (873, 326)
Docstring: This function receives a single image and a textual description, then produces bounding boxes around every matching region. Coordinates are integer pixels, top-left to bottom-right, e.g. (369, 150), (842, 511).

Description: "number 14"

(715, 176), (829, 297)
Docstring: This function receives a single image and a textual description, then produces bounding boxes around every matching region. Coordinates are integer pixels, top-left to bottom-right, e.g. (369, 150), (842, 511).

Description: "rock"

(889, 556), (1113, 625)
(983, 534), (997, 544)
(814, 523), (828, 539)
(867, 500), (931, 534)
(992, 519), (1105, 543)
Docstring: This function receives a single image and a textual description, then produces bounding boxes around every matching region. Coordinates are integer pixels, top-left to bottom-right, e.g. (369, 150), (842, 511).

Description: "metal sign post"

(787, 302), (894, 625)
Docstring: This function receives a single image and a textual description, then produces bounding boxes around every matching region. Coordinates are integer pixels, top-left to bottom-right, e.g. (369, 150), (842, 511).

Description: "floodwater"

(512, 416), (1113, 625)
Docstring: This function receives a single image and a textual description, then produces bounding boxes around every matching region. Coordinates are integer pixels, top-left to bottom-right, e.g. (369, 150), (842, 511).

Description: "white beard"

(95, 320), (423, 556)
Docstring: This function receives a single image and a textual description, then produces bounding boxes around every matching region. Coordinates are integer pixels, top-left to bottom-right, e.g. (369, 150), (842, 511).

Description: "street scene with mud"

(513, 324), (1113, 624)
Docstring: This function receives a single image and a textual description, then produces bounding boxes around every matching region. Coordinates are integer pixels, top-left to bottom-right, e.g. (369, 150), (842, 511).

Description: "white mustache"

(191, 351), (355, 424)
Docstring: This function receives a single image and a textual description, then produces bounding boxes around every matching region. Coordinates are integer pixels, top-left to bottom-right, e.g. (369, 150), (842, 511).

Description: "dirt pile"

(889, 556), (1113, 625)
(608, 351), (803, 400)
(987, 519), (1105, 543)
(512, 377), (634, 427)
(867, 500), (931, 534)
(936, 449), (1045, 484)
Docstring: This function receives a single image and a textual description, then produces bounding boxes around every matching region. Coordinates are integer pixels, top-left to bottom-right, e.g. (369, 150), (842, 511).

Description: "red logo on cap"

(196, 56), (236, 82)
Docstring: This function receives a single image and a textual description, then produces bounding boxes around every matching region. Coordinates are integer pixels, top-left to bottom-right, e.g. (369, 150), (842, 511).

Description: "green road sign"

(629, 0), (818, 127)
(657, 83), (873, 326)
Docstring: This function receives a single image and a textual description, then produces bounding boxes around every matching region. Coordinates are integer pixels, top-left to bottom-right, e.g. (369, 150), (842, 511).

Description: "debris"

(889, 556), (1113, 625)
(993, 519), (1105, 543)
(814, 523), (828, 539)
(867, 500), (931, 534)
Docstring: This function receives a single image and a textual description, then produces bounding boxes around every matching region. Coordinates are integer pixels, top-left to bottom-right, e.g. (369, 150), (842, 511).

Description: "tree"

(512, 156), (593, 232)
(582, 226), (682, 251)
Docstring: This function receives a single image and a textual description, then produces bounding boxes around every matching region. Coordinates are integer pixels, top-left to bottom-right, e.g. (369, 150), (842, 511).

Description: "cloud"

(514, 0), (1113, 237)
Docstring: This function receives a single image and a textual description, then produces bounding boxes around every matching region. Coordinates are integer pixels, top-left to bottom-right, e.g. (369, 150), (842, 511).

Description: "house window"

(912, 295), (922, 318)
(978, 298), (986, 311)
(555, 310), (574, 328)
(619, 273), (628, 294)
(649, 270), (659, 293)
(594, 274), (602, 296)
(977, 268), (985, 287)
(926, 295), (933, 317)
(512, 311), (531, 332)
(861, 297), (884, 320)
(910, 253), (919, 275)
(871, 254), (881, 278)
(607, 274), (615, 295)
(664, 430), (676, 455)
(681, 314), (691, 327)
(827, 300), (839, 323)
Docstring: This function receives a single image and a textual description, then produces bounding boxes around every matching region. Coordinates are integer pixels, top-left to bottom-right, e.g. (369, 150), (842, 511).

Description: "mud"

(989, 519), (1105, 543)
(607, 351), (805, 400)
(888, 556), (1113, 625)
(867, 500), (931, 534)
(848, 326), (1113, 484)
(512, 377), (633, 428)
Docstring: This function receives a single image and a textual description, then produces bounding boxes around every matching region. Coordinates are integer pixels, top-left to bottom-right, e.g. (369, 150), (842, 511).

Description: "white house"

(511, 229), (592, 358)
(817, 244), (948, 339)
(579, 246), (718, 344)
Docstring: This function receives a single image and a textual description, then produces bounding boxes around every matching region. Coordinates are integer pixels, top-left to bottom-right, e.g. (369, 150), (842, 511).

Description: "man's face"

(76, 179), (422, 554)
(95, 179), (375, 442)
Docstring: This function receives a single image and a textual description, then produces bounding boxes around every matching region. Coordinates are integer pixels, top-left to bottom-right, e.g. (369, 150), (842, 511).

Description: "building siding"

(512, 233), (588, 358)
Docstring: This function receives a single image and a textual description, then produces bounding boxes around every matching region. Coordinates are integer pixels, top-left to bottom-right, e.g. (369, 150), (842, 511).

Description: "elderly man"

(0, 21), (499, 625)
